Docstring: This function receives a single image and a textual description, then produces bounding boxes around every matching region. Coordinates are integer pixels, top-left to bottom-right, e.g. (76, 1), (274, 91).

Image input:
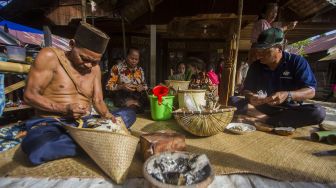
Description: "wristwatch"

(287, 91), (292, 103)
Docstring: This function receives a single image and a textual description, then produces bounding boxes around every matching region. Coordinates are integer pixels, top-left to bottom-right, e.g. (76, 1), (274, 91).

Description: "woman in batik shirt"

(189, 61), (211, 90)
(106, 48), (148, 113)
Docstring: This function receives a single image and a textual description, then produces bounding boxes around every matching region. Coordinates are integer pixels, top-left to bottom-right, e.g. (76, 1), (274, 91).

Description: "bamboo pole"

(5, 80), (26, 94)
(0, 61), (30, 73)
(121, 17), (127, 59)
(43, 25), (52, 47)
(150, 25), (156, 87)
(81, 0), (87, 23)
(231, 0), (243, 95)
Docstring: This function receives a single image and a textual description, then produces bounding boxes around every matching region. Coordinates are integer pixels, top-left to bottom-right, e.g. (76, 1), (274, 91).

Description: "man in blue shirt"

(230, 28), (325, 127)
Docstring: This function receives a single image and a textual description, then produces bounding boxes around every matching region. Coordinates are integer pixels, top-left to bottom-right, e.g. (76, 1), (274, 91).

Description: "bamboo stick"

(81, 0), (87, 23)
(5, 80), (26, 94)
(0, 61), (31, 73)
(121, 17), (127, 59)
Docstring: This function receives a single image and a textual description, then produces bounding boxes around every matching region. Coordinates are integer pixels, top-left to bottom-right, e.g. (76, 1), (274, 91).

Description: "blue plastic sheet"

(0, 73), (4, 116)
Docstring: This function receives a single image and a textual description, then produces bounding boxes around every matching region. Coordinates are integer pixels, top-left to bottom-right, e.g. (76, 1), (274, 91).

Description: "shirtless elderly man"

(22, 22), (136, 165)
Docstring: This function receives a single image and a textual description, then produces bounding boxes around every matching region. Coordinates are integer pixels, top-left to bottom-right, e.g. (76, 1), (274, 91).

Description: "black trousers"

(229, 96), (326, 128)
(107, 89), (149, 113)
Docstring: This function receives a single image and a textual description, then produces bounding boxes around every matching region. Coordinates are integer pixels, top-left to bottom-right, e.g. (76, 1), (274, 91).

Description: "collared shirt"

(243, 51), (317, 96)
(106, 61), (147, 91)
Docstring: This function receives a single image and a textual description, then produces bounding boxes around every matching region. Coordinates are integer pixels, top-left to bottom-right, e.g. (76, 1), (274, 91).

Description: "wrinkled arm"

(93, 66), (114, 118)
(23, 48), (68, 114)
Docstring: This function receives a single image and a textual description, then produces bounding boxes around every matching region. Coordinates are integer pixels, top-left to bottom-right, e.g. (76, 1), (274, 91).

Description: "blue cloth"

(21, 108), (136, 165)
(244, 51), (317, 96)
(0, 54), (7, 116)
(112, 108), (136, 128)
(0, 123), (26, 152)
(0, 73), (4, 116)
(21, 117), (79, 165)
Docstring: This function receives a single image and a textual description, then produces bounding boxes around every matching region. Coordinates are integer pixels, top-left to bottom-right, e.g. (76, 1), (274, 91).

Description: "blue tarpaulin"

(0, 20), (43, 34)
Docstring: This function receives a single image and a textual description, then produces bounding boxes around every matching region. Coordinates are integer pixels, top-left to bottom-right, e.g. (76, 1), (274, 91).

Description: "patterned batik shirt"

(106, 61), (147, 91)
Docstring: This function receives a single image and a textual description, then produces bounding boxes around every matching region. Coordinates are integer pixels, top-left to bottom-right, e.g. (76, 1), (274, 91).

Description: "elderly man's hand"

(66, 103), (88, 119)
(104, 112), (116, 123)
(266, 91), (288, 106)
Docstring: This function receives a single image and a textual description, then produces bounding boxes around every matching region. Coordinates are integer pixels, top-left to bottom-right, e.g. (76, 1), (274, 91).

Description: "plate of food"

(226, 123), (256, 134)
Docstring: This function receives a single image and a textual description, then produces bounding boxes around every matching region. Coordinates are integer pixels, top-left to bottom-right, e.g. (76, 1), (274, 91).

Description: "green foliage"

(290, 39), (312, 56)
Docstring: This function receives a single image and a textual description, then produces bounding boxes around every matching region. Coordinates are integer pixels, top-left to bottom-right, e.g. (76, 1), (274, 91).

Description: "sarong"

(21, 108), (136, 165)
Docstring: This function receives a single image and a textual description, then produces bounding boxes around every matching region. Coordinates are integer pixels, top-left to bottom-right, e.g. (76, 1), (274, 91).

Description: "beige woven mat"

(1, 115), (336, 183)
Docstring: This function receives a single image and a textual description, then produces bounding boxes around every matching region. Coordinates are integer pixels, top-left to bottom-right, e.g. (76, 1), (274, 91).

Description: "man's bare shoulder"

(32, 48), (59, 70)
(92, 65), (102, 75)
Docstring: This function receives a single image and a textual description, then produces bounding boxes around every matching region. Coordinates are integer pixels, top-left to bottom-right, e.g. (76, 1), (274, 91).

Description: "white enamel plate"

(226, 123), (256, 135)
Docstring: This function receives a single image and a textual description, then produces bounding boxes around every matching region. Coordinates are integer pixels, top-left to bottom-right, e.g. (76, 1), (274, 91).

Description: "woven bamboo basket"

(173, 106), (236, 137)
(165, 80), (190, 92)
(64, 125), (139, 184)
(143, 151), (214, 188)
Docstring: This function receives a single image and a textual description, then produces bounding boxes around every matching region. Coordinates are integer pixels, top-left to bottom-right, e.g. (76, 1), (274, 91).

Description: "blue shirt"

(244, 51), (316, 96)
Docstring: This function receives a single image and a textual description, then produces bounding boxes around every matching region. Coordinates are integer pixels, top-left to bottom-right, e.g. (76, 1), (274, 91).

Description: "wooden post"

(43, 26), (52, 47)
(121, 17), (127, 59)
(231, 0), (243, 95)
(220, 36), (236, 105)
(81, 0), (87, 23)
(150, 25), (157, 87)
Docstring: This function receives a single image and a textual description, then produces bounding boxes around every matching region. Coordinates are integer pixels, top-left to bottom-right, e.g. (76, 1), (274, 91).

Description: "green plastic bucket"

(149, 95), (175, 121)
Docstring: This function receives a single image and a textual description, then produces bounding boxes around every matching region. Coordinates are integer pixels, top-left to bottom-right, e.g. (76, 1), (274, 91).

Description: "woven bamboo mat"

(1, 114), (336, 183)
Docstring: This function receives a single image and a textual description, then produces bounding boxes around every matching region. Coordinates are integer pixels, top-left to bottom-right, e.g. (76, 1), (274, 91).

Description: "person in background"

(207, 63), (219, 96)
(248, 3), (298, 65)
(189, 60), (211, 90)
(216, 57), (226, 81)
(106, 47), (148, 113)
(184, 63), (194, 81)
(230, 28), (325, 128)
(168, 62), (186, 80)
(236, 59), (249, 94)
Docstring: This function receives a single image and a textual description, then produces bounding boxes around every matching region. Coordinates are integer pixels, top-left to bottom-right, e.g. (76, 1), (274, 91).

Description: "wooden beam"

(3, 104), (31, 112)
